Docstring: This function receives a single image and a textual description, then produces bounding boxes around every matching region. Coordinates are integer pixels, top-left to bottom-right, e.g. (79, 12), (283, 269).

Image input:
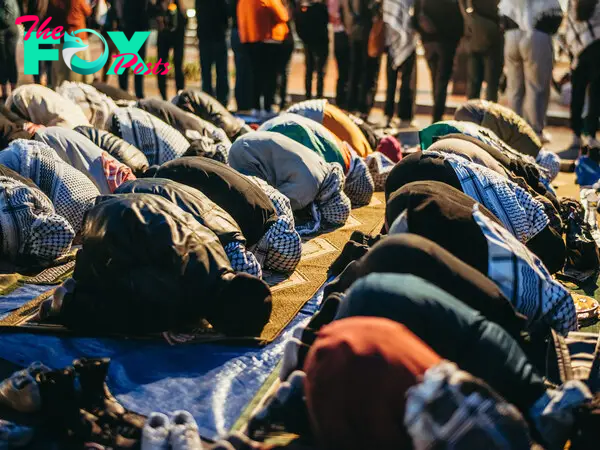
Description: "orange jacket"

(237, 0), (289, 43)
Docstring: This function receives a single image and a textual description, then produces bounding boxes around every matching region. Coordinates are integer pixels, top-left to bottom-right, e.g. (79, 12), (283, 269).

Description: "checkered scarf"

(344, 146), (375, 208)
(56, 81), (118, 131)
(111, 107), (190, 166)
(0, 176), (74, 264)
(247, 176), (302, 273)
(473, 205), (577, 336)
(428, 151), (549, 243)
(185, 133), (230, 164)
(536, 150), (561, 182)
(366, 151), (395, 191)
(405, 361), (532, 450)
(224, 241), (262, 278)
(297, 163), (352, 235)
(4, 140), (100, 233)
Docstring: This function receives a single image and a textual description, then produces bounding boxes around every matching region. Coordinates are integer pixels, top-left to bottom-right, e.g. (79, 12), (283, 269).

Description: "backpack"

(574, 0), (598, 22)
(546, 330), (600, 449)
(460, 0), (502, 53)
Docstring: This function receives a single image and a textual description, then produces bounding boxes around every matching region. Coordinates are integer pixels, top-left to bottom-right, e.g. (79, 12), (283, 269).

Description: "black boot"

(35, 368), (104, 444)
(73, 358), (144, 443)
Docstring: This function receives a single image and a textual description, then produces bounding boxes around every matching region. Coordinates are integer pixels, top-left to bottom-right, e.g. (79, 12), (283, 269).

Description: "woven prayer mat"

(0, 193), (386, 344)
(0, 253), (77, 296)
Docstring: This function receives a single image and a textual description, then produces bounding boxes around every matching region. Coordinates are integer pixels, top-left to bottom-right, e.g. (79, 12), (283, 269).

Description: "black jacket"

(340, 0), (373, 41)
(413, 0), (463, 42)
(60, 193), (272, 336)
(195, 0), (229, 40)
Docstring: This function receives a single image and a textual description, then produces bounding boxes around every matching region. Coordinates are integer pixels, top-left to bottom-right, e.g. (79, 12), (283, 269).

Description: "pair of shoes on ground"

(0, 358), (144, 448)
(142, 410), (203, 450)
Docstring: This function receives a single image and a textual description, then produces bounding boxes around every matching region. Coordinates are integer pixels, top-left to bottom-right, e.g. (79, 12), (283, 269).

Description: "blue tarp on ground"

(0, 284), (52, 320)
(0, 284), (324, 441)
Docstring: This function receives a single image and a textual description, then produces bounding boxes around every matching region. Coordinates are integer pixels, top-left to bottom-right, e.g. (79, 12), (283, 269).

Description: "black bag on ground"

(560, 198), (600, 275)
(58, 194), (272, 336)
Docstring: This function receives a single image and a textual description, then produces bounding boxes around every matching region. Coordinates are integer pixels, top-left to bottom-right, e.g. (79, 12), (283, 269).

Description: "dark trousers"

(276, 38), (294, 109)
(571, 40), (600, 137)
(231, 28), (253, 111)
(347, 37), (368, 112)
(334, 31), (350, 109)
(0, 27), (18, 85)
(338, 273), (547, 416)
(304, 41), (329, 99)
(118, 30), (148, 99)
(158, 28), (185, 100)
(199, 37), (230, 106)
(363, 55), (382, 115)
(32, 43), (53, 85)
(467, 40), (504, 103)
(385, 50), (417, 121)
(423, 40), (459, 122)
(246, 42), (280, 111)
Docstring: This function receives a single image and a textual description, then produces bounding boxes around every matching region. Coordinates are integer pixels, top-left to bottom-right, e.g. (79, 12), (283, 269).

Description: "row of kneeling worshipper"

(229, 102), (600, 449)
(0, 82), (403, 338)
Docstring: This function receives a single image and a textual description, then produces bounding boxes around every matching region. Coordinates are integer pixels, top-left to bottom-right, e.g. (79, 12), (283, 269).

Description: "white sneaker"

(398, 119), (417, 129)
(142, 412), (171, 450)
(583, 135), (600, 149)
(169, 411), (203, 450)
(539, 130), (552, 144)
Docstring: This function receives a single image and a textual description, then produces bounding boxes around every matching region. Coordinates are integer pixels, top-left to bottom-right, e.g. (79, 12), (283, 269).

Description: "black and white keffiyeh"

(473, 205), (576, 335)
(0, 176), (74, 264)
(0, 140), (100, 233)
(405, 361), (532, 450)
(366, 151), (395, 191)
(428, 150), (549, 243)
(247, 176), (302, 272)
(344, 148), (375, 207)
(383, 0), (417, 70)
(56, 81), (118, 130)
(224, 241), (262, 278)
(111, 107), (190, 165)
(536, 150), (561, 181)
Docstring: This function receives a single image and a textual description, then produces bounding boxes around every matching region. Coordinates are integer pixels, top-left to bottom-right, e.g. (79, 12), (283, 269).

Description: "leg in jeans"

(173, 28), (186, 94)
(214, 38), (230, 107)
(504, 29), (525, 117)
(334, 31), (350, 109)
(157, 31), (172, 100)
(199, 40), (215, 98)
(304, 45), (315, 99)
(523, 30), (553, 135)
(277, 40), (294, 109)
(483, 39), (504, 102)
(347, 38), (365, 111)
(586, 76), (600, 138)
(467, 51), (484, 99)
(385, 55), (399, 119)
(262, 43), (280, 112)
(337, 273), (548, 416)
(398, 51), (417, 122)
(315, 42), (328, 98)
(360, 55), (381, 115)
(231, 28), (253, 111)
(429, 41), (457, 123)
(423, 42), (440, 120)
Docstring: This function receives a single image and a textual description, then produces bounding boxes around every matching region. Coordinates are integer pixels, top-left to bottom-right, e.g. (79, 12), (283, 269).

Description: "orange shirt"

(237, 0), (290, 43)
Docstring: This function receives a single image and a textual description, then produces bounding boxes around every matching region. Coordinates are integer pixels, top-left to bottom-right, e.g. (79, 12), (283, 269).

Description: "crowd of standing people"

(0, 0), (599, 152)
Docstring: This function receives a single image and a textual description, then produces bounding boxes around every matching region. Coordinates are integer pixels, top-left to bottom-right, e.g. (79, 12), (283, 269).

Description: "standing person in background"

(0, 0), (20, 100)
(275, 0), (294, 110)
(47, 0), (92, 88)
(24, 0), (51, 86)
(237, 0), (289, 114)
(412, 0), (463, 123)
(459, 0), (503, 103)
(383, 0), (417, 128)
(230, 0), (253, 111)
(340, 0), (373, 115)
(500, 0), (563, 143)
(563, 0), (600, 149)
(328, 0), (349, 108)
(116, 0), (151, 98)
(196, 0), (230, 106)
(361, 0), (383, 118)
(296, 0), (329, 99)
(156, 0), (187, 100)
